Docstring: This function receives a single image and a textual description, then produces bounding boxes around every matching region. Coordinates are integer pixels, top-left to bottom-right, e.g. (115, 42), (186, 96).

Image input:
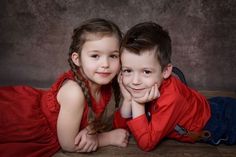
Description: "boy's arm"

(113, 109), (130, 129)
(127, 94), (181, 152)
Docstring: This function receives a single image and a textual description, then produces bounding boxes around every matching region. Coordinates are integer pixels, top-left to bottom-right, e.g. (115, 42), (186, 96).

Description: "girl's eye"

(110, 54), (119, 59)
(91, 54), (99, 58)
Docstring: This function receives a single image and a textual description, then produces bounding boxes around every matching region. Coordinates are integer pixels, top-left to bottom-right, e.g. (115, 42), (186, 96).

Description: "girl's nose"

(101, 57), (109, 68)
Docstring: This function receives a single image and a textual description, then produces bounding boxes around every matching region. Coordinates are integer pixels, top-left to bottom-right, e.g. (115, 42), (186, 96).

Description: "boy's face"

(121, 49), (164, 98)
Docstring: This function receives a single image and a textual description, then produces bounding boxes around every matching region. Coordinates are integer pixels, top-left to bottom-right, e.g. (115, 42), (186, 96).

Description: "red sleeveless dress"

(0, 70), (112, 157)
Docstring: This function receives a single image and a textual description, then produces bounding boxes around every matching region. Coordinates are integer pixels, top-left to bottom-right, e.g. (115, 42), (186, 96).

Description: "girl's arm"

(97, 128), (129, 147)
(56, 80), (85, 152)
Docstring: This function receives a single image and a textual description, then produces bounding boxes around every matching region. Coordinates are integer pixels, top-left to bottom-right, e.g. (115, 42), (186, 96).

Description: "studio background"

(0, 0), (235, 91)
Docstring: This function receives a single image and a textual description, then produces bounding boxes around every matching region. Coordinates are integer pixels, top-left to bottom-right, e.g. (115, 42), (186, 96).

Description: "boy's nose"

(132, 73), (141, 85)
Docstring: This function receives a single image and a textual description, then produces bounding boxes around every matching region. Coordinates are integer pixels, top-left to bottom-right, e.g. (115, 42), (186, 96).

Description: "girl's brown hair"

(68, 18), (122, 134)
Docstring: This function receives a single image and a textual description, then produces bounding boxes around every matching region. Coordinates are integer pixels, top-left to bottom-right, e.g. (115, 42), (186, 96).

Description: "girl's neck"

(78, 68), (102, 102)
(88, 81), (102, 103)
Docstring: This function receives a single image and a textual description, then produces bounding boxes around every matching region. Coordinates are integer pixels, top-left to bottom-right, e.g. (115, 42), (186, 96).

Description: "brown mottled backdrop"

(0, 0), (235, 91)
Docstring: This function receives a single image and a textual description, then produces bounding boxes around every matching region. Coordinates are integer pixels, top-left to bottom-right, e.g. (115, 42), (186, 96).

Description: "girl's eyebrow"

(109, 50), (119, 53)
(87, 50), (119, 53)
(87, 50), (100, 53)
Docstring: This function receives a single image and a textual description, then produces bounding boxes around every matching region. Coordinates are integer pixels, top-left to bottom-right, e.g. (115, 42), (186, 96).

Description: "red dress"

(0, 70), (112, 157)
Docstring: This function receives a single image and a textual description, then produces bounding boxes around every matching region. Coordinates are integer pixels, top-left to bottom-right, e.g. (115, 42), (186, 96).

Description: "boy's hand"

(74, 127), (98, 152)
(133, 83), (160, 104)
(118, 72), (132, 102)
(118, 72), (133, 118)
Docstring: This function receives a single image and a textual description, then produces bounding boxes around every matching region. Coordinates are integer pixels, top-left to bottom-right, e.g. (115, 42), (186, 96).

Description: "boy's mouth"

(129, 87), (145, 93)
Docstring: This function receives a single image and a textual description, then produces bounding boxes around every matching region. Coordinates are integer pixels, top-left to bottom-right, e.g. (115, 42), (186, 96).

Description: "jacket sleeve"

(127, 93), (184, 151)
(113, 109), (130, 130)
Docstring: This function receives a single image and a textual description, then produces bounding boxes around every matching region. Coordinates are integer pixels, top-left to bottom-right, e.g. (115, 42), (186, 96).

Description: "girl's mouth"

(96, 72), (111, 77)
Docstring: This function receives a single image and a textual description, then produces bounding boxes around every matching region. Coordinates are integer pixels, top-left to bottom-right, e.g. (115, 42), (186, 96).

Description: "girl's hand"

(133, 83), (160, 104)
(108, 128), (130, 147)
(74, 127), (98, 153)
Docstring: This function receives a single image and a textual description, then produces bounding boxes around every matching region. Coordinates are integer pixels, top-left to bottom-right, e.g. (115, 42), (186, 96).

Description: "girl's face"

(79, 35), (120, 86)
(121, 49), (164, 98)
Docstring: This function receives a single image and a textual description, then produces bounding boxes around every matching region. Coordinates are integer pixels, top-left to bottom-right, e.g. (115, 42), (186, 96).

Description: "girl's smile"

(96, 72), (112, 77)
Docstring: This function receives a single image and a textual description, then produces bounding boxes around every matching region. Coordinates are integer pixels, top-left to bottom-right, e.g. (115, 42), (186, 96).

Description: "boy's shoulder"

(159, 76), (190, 100)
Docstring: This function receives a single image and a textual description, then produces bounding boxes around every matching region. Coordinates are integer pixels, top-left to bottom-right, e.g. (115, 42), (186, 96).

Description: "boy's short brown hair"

(120, 22), (172, 71)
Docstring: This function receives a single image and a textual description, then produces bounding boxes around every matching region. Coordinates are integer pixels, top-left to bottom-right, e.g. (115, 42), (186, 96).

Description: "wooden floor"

(53, 137), (236, 157)
(53, 90), (236, 157)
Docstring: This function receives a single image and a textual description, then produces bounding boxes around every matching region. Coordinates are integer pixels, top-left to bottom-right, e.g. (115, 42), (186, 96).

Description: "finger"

(120, 141), (128, 147)
(87, 144), (96, 152)
(154, 84), (160, 98)
(147, 86), (155, 100)
(83, 143), (92, 152)
(77, 139), (86, 150)
(124, 138), (129, 144)
(74, 133), (82, 145)
(77, 143), (89, 153)
(92, 144), (98, 152)
(126, 131), (130, 137)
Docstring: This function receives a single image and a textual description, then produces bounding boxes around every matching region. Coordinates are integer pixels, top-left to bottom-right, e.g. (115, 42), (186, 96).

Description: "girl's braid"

(68, 58), (104, 134)
(67, 58), (93, 115)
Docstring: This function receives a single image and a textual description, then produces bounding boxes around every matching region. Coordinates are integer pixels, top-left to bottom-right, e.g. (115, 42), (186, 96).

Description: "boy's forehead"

(121, 48), (156, 58)
(121, 49), (160, 67)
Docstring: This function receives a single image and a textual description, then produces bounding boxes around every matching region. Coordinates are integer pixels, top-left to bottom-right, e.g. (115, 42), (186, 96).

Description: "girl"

(0, 18), (129, 157)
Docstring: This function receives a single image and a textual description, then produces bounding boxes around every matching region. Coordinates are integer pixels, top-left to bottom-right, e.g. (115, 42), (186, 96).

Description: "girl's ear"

(162, 64), (173, 79)
(71, 52), (80, 66)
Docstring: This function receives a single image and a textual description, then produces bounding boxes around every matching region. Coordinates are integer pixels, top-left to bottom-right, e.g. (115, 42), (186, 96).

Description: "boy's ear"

(71, 52), (80, 66)
(163, 64), (173, 79)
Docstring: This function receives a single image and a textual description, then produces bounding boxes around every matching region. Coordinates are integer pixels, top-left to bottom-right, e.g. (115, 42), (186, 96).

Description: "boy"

(114, 22), (236, 151)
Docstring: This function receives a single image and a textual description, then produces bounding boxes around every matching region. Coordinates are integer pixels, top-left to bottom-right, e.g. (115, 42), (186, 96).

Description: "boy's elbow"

(138, 144), (155, 152)
(137, 139), (158, 152)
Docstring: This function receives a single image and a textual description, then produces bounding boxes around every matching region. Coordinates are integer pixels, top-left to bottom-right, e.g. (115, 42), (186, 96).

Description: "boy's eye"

(122, 69), (132, 73)
(144, 70), (152, 75)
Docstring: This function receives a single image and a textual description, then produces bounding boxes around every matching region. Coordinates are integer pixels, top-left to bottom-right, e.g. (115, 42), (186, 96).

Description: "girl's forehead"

(83, 32), (115, 41)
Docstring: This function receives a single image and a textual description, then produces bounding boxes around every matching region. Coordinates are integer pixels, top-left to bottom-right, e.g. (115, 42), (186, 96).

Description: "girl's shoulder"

(48, 70), (84, 107)
(57, 79), (85, 108)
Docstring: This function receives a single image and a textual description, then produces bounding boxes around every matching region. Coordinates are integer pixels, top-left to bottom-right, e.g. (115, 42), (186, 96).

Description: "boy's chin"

(131, 92), (146, 98)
